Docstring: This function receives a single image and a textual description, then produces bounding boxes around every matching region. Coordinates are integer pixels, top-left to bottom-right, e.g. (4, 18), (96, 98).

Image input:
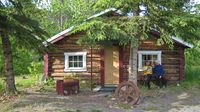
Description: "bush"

(184, 66), (200, 81)
(181, 66), (200, 88)
(28, 61), (43, 80)
(45, 77), (55, 86)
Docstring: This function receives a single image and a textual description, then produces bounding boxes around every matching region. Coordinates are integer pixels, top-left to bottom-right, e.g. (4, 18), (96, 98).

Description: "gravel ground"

(0, 86), (200, 112)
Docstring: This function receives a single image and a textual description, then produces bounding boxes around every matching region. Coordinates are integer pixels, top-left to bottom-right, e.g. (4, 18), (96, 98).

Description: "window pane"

(74, 56), (77, 61)
(74, 62), (78, 67)
(69, 62), (73, 67)
(78, 56), (83, 61)
(79, 62), (83, 67)
(69, 56), (73, 61)
(153, 55), (157, 60)
(143, 55), (146, 60)
(147, 55), (151, 60)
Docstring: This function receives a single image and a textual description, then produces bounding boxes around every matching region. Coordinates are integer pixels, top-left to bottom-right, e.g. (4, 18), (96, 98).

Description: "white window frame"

(64, 52), (87, 72)
(138, 51), (162, 71)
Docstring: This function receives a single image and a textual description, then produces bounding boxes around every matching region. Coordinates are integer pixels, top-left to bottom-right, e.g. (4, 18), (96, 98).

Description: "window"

(138, 51), (161, 71)
(64, 52), (87, 72)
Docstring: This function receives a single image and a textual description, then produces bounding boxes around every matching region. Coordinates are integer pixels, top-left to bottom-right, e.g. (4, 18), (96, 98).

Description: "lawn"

(181, 66), (200, 88)
(0, 75), (40, 93)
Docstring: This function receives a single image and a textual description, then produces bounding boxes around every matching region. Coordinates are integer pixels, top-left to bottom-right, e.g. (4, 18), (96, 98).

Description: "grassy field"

(0, 75), (39, 93)
(181, 66), (200, 88)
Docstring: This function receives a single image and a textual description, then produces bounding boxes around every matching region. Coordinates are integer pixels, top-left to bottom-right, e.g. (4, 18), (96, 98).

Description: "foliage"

(0, 77), (5, 92)
(185, 41), (200, 66)
(28, 61), (43, 79)
(45, 77), (55, 86)
(39, 0), (95, 36)
(72, 0), (200, 48)
(0, 0), (48, 51)
(0, 0), (48, 93)
(181, 66), (200, 88)
(183, 40), (200, 88)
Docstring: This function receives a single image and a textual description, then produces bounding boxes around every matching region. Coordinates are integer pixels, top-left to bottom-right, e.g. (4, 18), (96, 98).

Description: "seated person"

(143, 61), (152, 89)
(153, 61), (167, 89)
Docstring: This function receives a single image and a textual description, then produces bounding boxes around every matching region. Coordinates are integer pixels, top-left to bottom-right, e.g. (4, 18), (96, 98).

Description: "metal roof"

(171, 36), (193, 48)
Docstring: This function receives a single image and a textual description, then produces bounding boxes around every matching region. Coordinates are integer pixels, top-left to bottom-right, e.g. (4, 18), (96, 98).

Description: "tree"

(0, 0), (47, 94)
(72, 0), (200, 84)
(38, 0), (95, 37)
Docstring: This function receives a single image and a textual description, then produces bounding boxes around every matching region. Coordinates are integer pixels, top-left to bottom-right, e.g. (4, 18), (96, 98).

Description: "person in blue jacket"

(153, 61), (167, 89)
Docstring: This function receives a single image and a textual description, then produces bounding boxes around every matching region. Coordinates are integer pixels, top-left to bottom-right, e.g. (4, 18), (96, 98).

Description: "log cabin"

(43, 8), (193, 88)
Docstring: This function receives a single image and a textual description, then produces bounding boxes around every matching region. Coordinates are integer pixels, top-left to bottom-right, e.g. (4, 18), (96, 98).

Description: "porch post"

(119, 46), (124, 83)
(90, 48), (93, 90)
(100, 49), (105, 86)
(44, 53), (49, 79)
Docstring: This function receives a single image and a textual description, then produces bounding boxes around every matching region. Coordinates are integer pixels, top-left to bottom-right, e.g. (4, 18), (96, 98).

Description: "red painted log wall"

(44, 53), (49, 79)
(100, 49), (105, 86)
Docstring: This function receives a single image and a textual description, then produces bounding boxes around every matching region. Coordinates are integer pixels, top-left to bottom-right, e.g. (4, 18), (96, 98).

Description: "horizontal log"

(162, 59), (179, 63)
(163, 65), (179, 69)
(51, 72), (100, 76)
(50, 66), (100, 70)
(53, 76), (100, 82)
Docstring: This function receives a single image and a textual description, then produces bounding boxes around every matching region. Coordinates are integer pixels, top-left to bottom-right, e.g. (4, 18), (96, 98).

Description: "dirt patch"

(1, 86), (200, 112)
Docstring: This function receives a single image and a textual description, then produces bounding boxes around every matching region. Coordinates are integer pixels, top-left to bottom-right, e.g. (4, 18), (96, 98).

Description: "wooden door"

(104, 46), (119, 85)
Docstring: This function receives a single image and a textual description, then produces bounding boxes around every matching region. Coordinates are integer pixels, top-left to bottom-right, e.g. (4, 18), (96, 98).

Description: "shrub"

(45, 77), (55, 86)
(181, 66), (200, 88)
(28, 61), (43, 80)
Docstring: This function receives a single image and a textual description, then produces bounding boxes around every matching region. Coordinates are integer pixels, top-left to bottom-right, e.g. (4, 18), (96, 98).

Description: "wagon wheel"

(115, 81), (141, 106)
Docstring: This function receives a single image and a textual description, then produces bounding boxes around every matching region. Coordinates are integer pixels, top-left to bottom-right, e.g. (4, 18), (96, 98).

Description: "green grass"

(143, 106), (159, 111)
(59, 109), (81, 112)
(15, 75), (38, 90)
(0, 77), (5, 92)
(91, 109), (103, 112)
(118, 102), (131, 109)
(0, 75), (39, 93)
(181, 66), (200, 88)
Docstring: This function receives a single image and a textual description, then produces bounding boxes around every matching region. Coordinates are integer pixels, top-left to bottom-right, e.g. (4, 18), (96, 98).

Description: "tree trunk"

(128, 3), (140, 85)
(1, 31), (17, 94)
(129, 45), (138, 85)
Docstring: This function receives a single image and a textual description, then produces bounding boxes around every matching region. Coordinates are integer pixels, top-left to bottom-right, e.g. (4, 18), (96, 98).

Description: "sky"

(194, 0), (200, 3)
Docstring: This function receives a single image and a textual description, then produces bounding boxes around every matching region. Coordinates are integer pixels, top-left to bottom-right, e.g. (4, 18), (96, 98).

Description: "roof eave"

(171, 36), (194, 48)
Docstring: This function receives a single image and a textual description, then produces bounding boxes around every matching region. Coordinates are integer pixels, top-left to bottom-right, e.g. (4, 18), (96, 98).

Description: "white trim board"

(138, 51), (162, 71)
(64, 52), (87, 72)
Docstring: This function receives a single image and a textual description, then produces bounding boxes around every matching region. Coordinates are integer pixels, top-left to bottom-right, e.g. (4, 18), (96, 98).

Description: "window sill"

(138, 69), (144, 72)
(64, 68), (87, 72)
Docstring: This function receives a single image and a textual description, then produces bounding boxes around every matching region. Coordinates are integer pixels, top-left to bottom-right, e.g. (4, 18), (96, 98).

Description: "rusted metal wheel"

(115, 81), (141, 106)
